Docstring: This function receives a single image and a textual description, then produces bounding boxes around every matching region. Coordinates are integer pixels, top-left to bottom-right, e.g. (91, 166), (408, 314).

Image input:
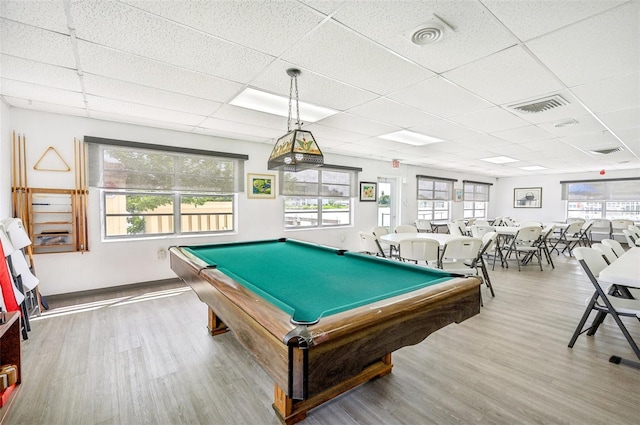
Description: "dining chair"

(470, 224), (494, 239)
(476, 232), (498, 297)
(628, 225), (640, 239)
(566, 217), (586, 224)
(591, 243), (618, 265)
(447, 222), (465, 236)
(588, 218), (611, 243)
(439, 237), (483, 273)
(414, 219), (432, 233)
(358, 231), (385, 257)
(536, 224), (556, 269)
(601, 239), (625, 258)
(398, 238), (440, 267)
(503, 225), (543, 271)
(622, 229), (638, 247)
(568, 247), (640, 365)
(394, 224), (418, 233)
(610, 219), (634, 242)
(372, 226), (394, 257)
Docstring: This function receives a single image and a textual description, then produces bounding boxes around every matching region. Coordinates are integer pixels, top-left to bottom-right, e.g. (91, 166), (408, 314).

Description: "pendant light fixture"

(268, 68), (324, 172)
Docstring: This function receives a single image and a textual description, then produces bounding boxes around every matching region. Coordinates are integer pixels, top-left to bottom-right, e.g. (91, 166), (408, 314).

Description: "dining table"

(380, 232), (472, 247)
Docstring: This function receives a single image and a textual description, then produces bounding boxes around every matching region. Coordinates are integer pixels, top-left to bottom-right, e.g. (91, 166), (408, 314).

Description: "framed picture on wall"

(514, 187), (542, 208)
(359, 181), (377, 202)
(454, 189), (463, 202)
(247, 173), (276, 199)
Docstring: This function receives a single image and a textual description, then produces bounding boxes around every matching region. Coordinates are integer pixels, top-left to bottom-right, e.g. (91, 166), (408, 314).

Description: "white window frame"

(562, 178), (640, 220)
(463, 180), (491, 219)
(282, 166), (358, 229)
(417, 175), (454, 221)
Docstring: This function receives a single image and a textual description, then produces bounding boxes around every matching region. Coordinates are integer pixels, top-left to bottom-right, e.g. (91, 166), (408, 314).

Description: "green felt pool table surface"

(183, 238), (456, 323)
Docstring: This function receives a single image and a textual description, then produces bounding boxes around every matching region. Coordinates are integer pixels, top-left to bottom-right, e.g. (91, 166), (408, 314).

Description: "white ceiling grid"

(0, 0), (638, 177)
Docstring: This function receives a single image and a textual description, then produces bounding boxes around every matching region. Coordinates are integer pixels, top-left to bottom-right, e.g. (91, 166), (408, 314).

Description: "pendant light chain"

(287, 76), (293, 132)
(294, 75), (301, 130)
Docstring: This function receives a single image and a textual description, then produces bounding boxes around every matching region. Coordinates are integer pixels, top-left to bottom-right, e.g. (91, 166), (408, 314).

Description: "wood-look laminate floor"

(6, 251), (640, 425)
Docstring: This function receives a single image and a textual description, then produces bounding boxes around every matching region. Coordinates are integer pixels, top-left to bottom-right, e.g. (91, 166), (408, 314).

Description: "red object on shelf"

(600, 169), (606, 175)
(0, 384), (16, 408)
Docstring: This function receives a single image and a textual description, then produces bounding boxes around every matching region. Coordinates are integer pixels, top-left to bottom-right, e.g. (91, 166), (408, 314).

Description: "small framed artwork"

(514, 187), (542, 208)
(359, 181), (377, 202)
(247, 173), (276, 199)
(454, 189), (463, 202)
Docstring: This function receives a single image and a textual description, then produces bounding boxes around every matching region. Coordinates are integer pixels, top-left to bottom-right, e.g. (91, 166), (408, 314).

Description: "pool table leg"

(272, 354), (393, 425)
(207, 307), (229, 336)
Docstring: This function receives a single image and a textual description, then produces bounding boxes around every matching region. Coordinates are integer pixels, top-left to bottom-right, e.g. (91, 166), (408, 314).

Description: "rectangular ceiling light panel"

(481, 156), (519, 164)
(230, 88), (338, 122)
(379, 130), (444, 146)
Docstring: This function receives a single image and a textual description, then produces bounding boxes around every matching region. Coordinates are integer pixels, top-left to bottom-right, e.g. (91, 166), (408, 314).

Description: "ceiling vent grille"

(509, 95), (569, 114)
(589, 147), (624, 155)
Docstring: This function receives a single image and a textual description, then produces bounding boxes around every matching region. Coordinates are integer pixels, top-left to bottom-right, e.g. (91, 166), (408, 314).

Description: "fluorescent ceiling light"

(379, 130), (443, 146)
(520, 165), (547, 171)
(230, 87), (338, 122)
(481, 156), (519, 164)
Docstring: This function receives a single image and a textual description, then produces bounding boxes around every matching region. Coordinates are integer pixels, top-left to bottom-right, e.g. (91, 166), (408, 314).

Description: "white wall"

(0, 101), (11, 218)
(493, 169), (640, 222)
(5, 108), (498, 296)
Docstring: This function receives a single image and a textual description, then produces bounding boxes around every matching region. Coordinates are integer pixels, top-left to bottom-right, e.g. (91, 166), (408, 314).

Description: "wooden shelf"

(0, 312), (21, 423)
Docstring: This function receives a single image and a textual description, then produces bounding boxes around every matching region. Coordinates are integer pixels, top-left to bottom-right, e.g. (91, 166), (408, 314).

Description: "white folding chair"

(503, 226), (543, 271)
(358, 231), (385, 257)
(611, 219), (634, 242)
(447, 222), (464, 236)
(470, 224), (494, 239)
(398, 238), (439, 267)
(589, 219), (611, 243)
(569, 247), (640, 367)
(602, 239), (625, 258)
(592, 243), (618, 265)
(372, 226), (393, 258)
(439, 237), (483, 274)
(622, 229), (638, 247)
(414, 219), (432, 233)
(394, 224), (417, 233)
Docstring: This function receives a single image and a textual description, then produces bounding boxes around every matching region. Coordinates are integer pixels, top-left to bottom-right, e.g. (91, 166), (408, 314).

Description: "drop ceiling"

(1, 0), (638, 177)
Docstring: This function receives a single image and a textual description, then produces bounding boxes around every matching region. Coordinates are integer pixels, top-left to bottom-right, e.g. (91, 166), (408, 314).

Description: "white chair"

(622, 229), (638, 247)
(504, 225), (543, 271)
(394, 224), (417, 234)
(589, 218), (611, 243)
(475, 220), (490, 226)
(372, 226), (393, 257)
(414, 219), (432, 233)
(592, 243), (618, 265)
(447, 222), (465, 236)
(567, 217), (586, 224)
(601, 239), (625, 258)
(439, 237), (483, 273)
(537, 224), (556, 269)
(569, 247), (640, 366)
(398, 238), (439, 267)
(476, 232), (498, 297)
(519, 221), (542, 228)
(628, 225), (640, 239)
(470, 224), (494, 239)
(611, 219), (634, 242)
(358, 231), (385, 257)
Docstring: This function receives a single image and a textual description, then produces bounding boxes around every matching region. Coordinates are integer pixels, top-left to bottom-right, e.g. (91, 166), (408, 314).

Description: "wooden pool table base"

(273, 354), (393, 425)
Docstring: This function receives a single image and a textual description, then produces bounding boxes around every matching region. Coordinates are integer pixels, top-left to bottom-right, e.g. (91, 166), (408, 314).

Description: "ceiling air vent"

(589, 147), (624, 155)
(509, 95), (569, 114)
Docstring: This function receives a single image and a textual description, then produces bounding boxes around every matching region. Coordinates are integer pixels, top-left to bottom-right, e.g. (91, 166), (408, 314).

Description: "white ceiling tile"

(193, 127), (270, 144)
(450, 106), (530, 133)
(0, 0), (68, 33)
(332, 0), (518, 73)
(349, 137), (409, 151)
(77, 41), (244, 103)
(597, 107), (640, 131)
(492, 125), (554, 143)
(483, 0), (626, 41)
(2, 96), (87, 117)
(390, 77), (492, 118)
(248, 60), (379, 111)
(316, 113), (399, 137)
(199, 117), (284, 140)
(537, 114), (608, 138)
(456, 134), (513, 149)
(70, 1), (275, 82)
(572, 72), (640, 114)
(281, 20), (434, 95)
(122, 0), (324, 56)
(1, 20), (75, 68)
(304, 123), (368, 143)
(411, 119), (482, 141)
(90, 110), (200, 134)
(499, 90), (591, 125)
(347, 98), (440, 128)
(525, 1), (640, 86)
(444, 46), (564, 105)
(329, 142), (390, 155)
(86, 95), (206, 127)
(1, 55), (81, 91)
(83, 74), (222, 116)
(560, 131), (622, 151)
(1, 79), (85, 107)
(516, 138), (567, 152)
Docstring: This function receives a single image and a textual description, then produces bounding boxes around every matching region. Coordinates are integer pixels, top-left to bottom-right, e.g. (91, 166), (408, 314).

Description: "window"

(463, 180), (491, 219)
(417, 175), (454, 220)
(561, 178), (640, 220)
(87, 137), (246, 239)
(282, 167), (357, 229)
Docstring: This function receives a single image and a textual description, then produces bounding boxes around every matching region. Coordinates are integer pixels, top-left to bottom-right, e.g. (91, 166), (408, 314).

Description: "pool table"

(169, 238), (481, 424)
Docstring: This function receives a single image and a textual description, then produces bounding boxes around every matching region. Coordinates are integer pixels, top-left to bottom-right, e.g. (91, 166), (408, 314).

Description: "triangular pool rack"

(33, 146), (71, 172)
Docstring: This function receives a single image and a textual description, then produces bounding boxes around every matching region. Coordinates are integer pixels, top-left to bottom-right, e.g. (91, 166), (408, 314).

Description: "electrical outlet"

(157, 249), (167, 260)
